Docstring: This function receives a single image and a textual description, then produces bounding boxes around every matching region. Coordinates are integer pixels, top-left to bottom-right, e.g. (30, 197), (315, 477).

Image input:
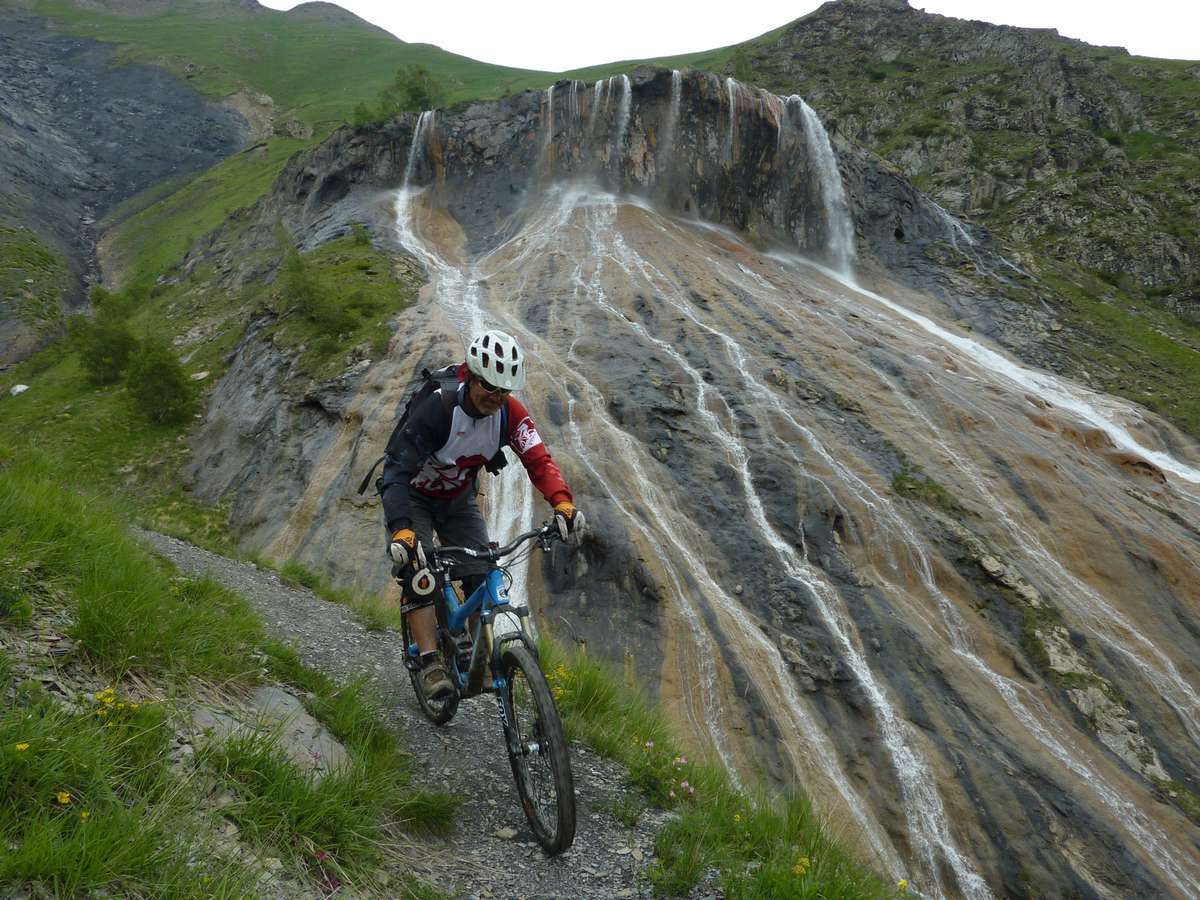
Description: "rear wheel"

(401, 614), (459, 725)
(500, 644), (575, 854)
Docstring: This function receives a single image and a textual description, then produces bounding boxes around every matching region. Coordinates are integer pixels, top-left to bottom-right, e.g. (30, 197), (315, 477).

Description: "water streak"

(658, 69), (682, 173)
(792, 96), (856, 276)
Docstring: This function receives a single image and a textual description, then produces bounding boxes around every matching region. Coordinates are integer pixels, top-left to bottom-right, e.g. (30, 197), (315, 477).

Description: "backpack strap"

(356, 377), (459, 497)
(356, 454), (386, 496)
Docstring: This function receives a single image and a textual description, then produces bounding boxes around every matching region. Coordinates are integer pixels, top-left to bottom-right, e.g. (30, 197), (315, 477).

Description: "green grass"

(267, 230), (419, 377)
(0, 450), (452, 894)
(1152, 778), (1200, 826)
(539, 642), (901, 898)
(30, 0), (551, 130)
(278, 559), (402, 632)
(0, 222), (415, 555)
(0, 224), (69, 333)
(0, 447), (261, 677)
(199, 672), (457, 881)
(0, 339), (239, 549)
(103, 138), (306, 287)
(0, 682), (258, 896)
(891, 469), (966, 516)
(1038, 269), (1200, 437)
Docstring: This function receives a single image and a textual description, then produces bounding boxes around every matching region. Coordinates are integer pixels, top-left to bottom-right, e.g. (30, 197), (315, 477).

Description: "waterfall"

(587, 77), (606, 137)
(792, 96), (856, 277)
(402, 110), (434, 189)
(658, 69), (682, 173)
(392, 113), (538, 614)
(541, 83), (555, 163)
(368, 73), (1200, 896)
(612, 74), (632, 165)
(725, 77), (739, 163)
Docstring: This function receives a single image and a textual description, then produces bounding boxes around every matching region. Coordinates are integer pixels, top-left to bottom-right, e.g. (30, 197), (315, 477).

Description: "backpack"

(356, 363), (461, 496)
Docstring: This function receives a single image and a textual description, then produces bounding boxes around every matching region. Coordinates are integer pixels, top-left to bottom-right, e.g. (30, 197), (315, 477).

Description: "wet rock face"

(188, 66), (1200, 898)
(269, 68), (967, 283)
(0, 12), (246, 363)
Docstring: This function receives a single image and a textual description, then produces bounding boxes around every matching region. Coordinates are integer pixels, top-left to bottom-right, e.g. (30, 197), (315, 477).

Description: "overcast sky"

(259, 0), (1198, 71)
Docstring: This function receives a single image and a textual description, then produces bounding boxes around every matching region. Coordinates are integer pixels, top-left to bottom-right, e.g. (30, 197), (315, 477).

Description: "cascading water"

(349, 74), (1200, 897)
(611, 74), (632, 171)
(658, 69), (681, 169)
(792, 96), (857, 276)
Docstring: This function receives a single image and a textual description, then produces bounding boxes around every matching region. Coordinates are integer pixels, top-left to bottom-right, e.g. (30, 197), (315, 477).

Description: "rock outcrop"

(177, 67), (1200, 898)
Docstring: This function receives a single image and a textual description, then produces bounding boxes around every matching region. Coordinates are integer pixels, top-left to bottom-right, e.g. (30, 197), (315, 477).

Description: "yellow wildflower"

(734, 813), (742, 823)
(792, 856), (810, 877)
(130, 703), (139, 710)
(56, 791), (71, 805)
(14, 742), (30, 752)
(898, 879), (908, 893)
(79, 810), (90, 821)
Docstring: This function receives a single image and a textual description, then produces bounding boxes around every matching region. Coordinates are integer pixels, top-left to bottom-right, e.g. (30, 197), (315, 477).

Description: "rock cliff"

(179, 67), (1200, 898)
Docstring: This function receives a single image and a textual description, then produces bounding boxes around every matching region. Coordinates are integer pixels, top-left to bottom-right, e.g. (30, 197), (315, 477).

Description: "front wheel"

(499, 644), (575, 854)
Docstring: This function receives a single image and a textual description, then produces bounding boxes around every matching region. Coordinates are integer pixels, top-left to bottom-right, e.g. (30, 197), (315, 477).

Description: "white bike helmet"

(466, 329), (526, 391)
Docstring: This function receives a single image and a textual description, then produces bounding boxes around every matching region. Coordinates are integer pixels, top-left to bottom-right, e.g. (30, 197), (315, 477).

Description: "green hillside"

(29, 0), (553, 130)
(17, 0), (759, 295)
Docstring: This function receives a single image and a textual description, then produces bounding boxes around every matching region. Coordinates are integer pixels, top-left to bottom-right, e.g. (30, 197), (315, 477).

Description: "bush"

(351, 101), (378, 126)
(67, 290), (139, 385)
(731, 47), (754, 83)
(280, 243), (353, 333)
(124, 337), (197, 424)
(377, 65), (444, 117)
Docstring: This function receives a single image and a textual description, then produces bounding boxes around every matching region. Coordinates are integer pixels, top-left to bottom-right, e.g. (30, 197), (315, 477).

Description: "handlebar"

(427, 520), (559, 569)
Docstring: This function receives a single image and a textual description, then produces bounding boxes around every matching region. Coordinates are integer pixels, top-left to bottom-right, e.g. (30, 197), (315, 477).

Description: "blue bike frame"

(406, 567), (534, 694)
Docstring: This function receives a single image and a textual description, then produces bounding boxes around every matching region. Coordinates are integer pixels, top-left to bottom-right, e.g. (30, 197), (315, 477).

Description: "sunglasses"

(476, 377), (511, 397)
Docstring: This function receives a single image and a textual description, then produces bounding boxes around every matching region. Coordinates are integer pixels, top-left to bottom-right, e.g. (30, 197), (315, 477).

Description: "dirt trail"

(137, 530), (704, 900)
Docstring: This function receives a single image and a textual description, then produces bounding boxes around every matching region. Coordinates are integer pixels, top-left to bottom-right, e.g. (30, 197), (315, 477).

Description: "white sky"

(259, 0), (1199, 70)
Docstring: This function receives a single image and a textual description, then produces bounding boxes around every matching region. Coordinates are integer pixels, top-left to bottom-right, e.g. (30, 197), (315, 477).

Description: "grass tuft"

(538, 640), (900, 898)
(0, 447), (261, 677)
(0, 683), (257, 896)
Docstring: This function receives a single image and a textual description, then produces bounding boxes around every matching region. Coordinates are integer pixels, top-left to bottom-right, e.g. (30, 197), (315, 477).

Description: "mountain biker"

(379, 329), (585, 700)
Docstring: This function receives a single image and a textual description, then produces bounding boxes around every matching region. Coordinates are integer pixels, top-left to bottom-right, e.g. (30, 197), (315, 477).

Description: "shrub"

(731, 47), (754, 83)
(68, 293), (140, 385)
(280, 244), (353, 333)
(124, 337), (197, 424)
(377, 65), (444, 117)
(351, 101), (378, 126)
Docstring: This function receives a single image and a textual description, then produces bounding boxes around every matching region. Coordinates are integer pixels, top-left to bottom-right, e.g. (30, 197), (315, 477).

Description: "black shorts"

(406, 485), (490, 581)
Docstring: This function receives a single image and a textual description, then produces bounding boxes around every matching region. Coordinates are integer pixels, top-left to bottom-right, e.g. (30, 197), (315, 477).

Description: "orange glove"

(553, 501), (585, 539)
(388, 528), (417, 568)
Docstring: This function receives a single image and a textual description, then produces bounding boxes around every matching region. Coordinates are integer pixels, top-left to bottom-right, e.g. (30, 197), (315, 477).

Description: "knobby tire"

(500, 644), (575, 854)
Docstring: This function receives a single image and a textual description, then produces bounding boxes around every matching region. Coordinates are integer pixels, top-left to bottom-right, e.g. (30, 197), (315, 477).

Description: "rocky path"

(138, 531), (681, 900)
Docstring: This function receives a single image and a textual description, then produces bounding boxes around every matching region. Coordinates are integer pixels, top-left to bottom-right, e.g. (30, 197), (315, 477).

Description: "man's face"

(468, 375), (509, 415)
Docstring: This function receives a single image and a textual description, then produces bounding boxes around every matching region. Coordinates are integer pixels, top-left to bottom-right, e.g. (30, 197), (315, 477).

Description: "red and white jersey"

(379, 381), (571, 531)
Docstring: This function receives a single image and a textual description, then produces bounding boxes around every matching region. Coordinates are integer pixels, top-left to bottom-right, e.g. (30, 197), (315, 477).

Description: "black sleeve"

(379, 389), (455, 532)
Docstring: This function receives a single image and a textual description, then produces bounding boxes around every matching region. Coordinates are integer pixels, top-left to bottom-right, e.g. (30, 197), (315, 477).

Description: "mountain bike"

(398, 521), (576, 854)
